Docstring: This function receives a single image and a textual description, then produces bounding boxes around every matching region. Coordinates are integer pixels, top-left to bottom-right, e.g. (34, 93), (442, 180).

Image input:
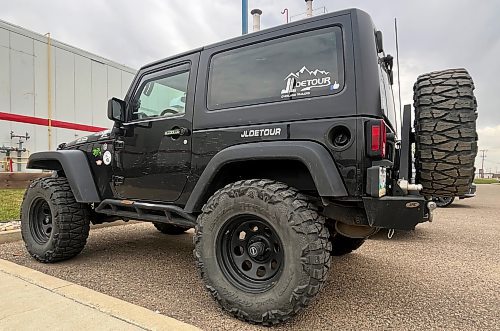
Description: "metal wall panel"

(9, 32), (33, 55)
(0, 20), (136, 165)
(0, 28), (8, 47)
(0, 28), (11, 166)
(74, 55), (92, 125)
(33, 125), (49, 154)
(0, 46), (10, 113)
(34, 41), (56, 119)
(0, 121), (11, 146)
(10, 46), (34, 116)
(121, 71), (134, 98)
(107, 66), (122, 101)
(54, 48), (75, 123)
(91, 60), (109, 128)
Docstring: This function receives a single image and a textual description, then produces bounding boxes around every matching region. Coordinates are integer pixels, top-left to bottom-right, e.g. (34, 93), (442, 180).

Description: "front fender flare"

(184, 141), (348, 213)
(27, 150), (100, 203)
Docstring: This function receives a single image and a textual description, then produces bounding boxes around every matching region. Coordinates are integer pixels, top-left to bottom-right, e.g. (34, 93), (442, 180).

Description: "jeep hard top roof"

(141, 8), (372, 71)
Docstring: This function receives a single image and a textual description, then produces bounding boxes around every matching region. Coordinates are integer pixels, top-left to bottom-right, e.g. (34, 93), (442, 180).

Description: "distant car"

(434, 184), (477, 207)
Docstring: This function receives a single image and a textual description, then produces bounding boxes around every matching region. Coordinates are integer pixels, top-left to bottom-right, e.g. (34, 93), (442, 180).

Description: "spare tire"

(413, 68), (478, 197)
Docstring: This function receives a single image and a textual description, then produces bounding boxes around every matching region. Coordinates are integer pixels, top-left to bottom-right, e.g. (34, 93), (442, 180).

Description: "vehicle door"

(112, 54), (198, 202)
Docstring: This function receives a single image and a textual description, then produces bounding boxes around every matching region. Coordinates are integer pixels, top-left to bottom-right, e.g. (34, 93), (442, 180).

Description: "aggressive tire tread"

(193, 179), (331, 325)
(21, 177), (90, 263)
(329, 233), (365, 256)
(413, 68), (478, 196)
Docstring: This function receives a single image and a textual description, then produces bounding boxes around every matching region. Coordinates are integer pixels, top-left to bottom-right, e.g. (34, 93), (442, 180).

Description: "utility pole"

(242, 0), (248, 35)
(479, 149), (487, 178)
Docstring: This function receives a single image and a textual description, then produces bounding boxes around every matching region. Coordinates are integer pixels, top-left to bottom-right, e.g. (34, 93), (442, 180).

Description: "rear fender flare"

(184, 141), (348, 213)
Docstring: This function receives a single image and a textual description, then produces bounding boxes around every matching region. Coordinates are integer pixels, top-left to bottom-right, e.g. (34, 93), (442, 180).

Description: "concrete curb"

(0, 220), (138, 244)
(0, 229), (21, 244)
(0, 259), (200, 331)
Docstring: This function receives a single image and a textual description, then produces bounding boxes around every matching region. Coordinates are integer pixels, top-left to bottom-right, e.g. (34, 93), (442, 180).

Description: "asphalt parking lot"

(1, 184), (499, 330)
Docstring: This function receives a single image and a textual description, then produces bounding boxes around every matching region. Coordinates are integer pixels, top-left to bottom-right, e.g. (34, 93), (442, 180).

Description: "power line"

(479, 149), (487, 178)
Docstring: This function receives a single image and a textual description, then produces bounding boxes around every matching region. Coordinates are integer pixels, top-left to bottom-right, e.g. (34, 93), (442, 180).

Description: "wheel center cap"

(248, 242), (265, 258)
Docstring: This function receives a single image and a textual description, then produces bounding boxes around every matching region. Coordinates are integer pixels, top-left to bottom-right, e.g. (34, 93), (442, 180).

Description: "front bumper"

(362, 195), (433, 231)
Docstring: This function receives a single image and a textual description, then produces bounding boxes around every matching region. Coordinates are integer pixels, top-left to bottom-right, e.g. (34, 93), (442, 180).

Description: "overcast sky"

(2, 0), (499, 172)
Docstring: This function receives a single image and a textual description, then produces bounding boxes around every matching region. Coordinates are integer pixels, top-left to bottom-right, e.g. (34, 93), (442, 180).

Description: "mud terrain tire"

(21, 177), (90, 263)
(329, 233), (365, 256)
(413, 68), (478, 197)
(194, 179), (331, 325)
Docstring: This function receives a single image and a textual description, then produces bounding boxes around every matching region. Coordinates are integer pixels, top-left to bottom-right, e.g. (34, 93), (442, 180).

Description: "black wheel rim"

(216, 215), (284, 293)
(435, 197), (453, 206)
(29, 197), (53, 244)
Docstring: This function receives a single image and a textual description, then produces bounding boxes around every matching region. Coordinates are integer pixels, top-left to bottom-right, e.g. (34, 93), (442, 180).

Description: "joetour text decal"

(281, 66), (340, 98)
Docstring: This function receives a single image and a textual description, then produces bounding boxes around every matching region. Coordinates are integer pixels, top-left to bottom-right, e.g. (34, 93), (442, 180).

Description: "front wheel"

(21, 177), (90, 263)
(194, 179), (331, 325)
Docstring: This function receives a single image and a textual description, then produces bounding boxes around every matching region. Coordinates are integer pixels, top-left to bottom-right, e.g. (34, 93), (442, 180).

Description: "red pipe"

(0, 112), (106, 133)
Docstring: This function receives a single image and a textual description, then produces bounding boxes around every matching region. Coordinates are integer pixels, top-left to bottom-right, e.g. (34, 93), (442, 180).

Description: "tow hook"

(427, 201), (437, 222)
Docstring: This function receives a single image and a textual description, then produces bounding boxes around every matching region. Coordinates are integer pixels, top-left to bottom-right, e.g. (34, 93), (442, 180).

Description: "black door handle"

(164, 127), (190, 137)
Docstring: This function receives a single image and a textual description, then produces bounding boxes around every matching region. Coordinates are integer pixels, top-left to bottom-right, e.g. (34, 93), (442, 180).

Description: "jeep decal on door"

(281, 66), (340, 98)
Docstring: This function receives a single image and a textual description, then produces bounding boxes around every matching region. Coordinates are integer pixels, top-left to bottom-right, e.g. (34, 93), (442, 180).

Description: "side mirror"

(107, 98), (126, 123)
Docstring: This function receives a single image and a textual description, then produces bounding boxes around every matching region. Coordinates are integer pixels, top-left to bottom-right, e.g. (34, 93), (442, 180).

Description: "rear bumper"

(362, 195), (432, 231)
(459, 184), (477, 199)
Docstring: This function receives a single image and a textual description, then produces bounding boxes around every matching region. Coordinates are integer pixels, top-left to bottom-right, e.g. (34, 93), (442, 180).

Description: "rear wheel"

(434, 196), (455, 208)
(329, 233), (365, 256)
(21, 177), (90, 263)
(153, 222), (190, 235)
(413, 68), (478, 197)
(194, 179), (331, 325)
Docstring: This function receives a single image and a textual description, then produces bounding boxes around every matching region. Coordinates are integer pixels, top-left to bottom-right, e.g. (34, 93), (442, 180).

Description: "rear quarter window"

(207, 26), (344, 110)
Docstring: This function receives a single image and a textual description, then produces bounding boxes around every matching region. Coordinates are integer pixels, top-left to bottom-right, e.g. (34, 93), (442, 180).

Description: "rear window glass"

(207, 26), (344, 110)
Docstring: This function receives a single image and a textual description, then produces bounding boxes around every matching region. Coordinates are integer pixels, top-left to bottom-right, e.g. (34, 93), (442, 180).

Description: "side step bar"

(95, 199), (196, 228)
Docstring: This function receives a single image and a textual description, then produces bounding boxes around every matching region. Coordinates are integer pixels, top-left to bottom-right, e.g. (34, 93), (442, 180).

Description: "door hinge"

(114, 140), (125, 150)
(112, 176), (124, 185)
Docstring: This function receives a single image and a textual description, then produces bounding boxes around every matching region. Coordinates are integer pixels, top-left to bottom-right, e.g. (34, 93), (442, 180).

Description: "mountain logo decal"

(281, 66), (340, 98)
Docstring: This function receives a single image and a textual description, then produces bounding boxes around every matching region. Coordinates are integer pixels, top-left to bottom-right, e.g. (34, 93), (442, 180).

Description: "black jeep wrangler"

(21, 9), (477, 325)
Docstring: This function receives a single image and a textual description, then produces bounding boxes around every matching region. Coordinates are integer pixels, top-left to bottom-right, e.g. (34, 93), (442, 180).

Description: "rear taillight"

(367, 119), (387, 158)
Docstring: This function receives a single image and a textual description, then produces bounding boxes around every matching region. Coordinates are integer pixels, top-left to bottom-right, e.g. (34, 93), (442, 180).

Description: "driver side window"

(132, 70), (189, 120)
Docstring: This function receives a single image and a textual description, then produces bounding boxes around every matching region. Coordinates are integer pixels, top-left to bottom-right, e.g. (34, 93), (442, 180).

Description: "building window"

(208, 26), (344, 110)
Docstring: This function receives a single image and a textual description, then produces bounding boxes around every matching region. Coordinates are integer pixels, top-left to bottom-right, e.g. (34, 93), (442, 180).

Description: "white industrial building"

(0, 19), (136, 171)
